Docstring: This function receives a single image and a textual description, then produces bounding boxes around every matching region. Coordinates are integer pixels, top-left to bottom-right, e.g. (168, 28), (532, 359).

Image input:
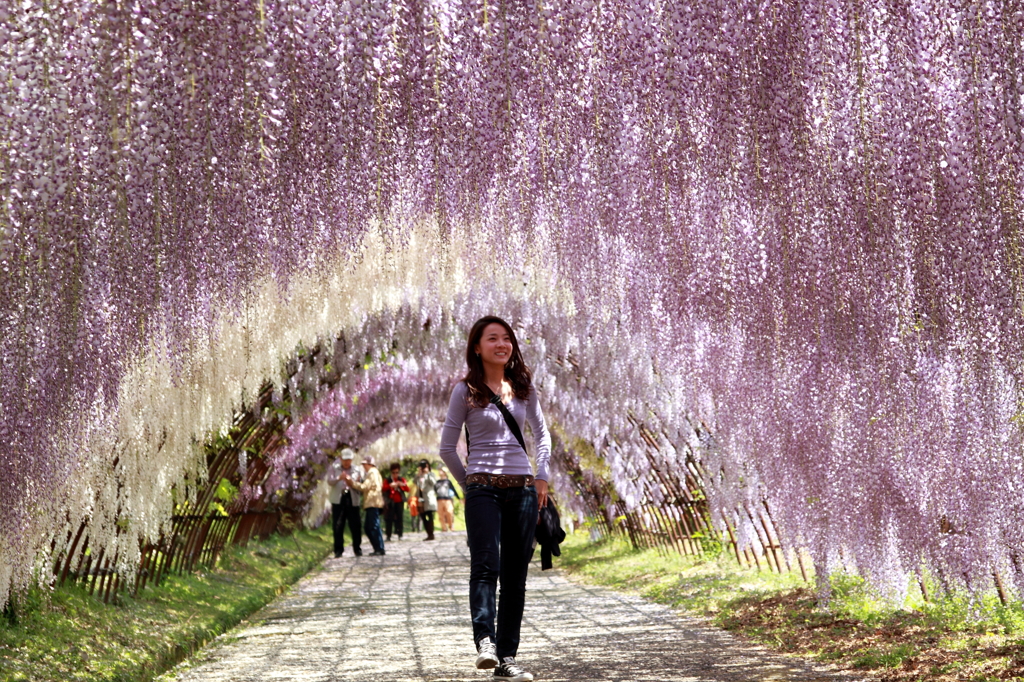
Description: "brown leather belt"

(465, 473), (535, 488)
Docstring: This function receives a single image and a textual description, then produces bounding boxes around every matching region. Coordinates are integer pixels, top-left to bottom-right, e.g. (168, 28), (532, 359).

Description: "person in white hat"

(344, 454), (386, 555)
(325, 448), (362, 557)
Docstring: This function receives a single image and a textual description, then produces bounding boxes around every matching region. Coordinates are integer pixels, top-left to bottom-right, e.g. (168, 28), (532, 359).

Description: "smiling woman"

(439, 316), (552, 682)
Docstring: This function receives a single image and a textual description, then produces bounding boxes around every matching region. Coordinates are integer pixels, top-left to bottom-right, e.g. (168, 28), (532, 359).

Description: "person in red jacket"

(382, 462), (410, 542)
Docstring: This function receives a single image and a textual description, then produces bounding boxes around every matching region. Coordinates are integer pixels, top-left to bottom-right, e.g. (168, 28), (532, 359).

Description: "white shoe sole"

(475, 652), (499, 669)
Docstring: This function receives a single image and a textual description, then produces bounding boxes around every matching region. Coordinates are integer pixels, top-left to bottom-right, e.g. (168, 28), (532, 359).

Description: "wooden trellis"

(551, 416), (801, 577)
(53, 382), (295, 602)
(51, 332), (358, 602)
(547, 352), (804, 579)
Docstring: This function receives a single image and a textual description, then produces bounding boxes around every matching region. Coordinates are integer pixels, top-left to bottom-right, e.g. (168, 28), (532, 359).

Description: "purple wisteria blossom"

(2, 0), (1024, 607)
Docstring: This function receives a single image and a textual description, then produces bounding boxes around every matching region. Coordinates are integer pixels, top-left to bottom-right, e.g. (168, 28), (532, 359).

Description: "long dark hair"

(464, 316), (533, 408)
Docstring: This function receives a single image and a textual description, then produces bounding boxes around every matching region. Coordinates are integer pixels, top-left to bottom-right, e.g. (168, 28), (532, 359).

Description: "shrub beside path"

(163, 532), (864, 682)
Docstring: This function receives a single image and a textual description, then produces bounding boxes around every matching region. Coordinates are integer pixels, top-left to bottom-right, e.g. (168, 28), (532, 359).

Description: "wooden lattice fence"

(53, 382), (294, 602)
(548, 352), (803, 579)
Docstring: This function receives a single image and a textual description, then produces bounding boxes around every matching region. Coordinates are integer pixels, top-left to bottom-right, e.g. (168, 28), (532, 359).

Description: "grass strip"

(558, 531), (1024, 681)
(1, 524), (331, 682)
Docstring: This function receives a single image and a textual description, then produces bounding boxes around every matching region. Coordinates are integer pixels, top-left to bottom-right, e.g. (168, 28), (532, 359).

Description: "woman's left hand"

(535, 479), (548, 513)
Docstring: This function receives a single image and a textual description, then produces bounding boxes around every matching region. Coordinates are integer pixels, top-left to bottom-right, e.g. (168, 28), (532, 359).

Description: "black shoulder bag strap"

(464, 388), (529, 455)
(489, 390), (528, 454)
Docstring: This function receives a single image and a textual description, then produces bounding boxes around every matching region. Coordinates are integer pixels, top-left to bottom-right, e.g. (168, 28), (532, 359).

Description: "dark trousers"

(384, 500), (404, 539)
(332, 494), (362, 556)
(465, 483), (538, 659)
(364, 507), (385, 553)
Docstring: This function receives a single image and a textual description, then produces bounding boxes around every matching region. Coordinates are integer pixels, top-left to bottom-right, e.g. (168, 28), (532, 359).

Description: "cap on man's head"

(418, 459), (430, 469)
(340, 448), (356, 461)
(362, 454), (376, 465)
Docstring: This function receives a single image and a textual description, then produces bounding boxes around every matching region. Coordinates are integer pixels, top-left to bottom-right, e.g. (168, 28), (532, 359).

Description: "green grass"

(1, 524), (332, 682)
(558, 531), (1024, 680)
(850, 643), (918, 669)
(557, 530), (805, 614)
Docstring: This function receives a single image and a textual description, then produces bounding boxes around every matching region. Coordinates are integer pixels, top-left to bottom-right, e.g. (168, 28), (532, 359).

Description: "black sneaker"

(475, 637), (498, 669)
(371, 549), (385, 556)
(492, 657), (533, 681)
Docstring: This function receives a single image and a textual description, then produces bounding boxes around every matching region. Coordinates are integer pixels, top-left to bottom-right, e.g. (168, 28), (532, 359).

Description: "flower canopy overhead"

(2, 0), (1023, 606)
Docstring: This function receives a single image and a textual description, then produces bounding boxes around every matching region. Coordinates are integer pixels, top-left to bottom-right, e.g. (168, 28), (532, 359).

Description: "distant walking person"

(325, 449), (362, 557)
(383, 462), (409, 542)
(435, 468), (461, 532)
(409, 493), (421, 532)
(439, 316), (551, 682)
(414, 459), (438, 541)
(344, 455), (386, 556)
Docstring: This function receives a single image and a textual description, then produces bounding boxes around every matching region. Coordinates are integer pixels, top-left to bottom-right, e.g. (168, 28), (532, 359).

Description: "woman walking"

(434, 468), (461, 532)
(439, 316), (550, 682)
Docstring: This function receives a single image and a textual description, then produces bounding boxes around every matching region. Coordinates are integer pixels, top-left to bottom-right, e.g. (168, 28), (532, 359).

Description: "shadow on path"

(165, 532), (864, 682)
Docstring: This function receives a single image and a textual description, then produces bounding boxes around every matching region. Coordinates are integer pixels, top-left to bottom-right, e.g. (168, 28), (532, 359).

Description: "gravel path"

(164, 531), (863, 682)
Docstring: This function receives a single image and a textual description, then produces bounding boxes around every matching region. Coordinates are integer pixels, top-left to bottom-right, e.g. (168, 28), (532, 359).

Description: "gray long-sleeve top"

(439, 381), (552, 488)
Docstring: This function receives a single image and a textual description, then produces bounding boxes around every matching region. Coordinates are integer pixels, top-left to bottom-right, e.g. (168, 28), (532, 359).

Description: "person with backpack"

(434, 467), (461, 532)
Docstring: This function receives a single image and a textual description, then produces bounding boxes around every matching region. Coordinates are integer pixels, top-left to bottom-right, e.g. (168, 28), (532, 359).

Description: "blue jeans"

(465, 483), (538, 659)
(363, 507), (385, 553)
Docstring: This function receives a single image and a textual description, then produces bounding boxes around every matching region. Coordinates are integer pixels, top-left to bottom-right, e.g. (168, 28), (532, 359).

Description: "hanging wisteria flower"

(2, 0), (1024, 609)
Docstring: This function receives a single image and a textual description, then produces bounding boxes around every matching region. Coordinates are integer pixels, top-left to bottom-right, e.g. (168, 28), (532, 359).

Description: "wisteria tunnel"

(2, 0), (1024, 617)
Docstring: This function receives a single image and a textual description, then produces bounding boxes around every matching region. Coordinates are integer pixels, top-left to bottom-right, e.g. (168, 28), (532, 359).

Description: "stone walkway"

(164, 532), (863, 682)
